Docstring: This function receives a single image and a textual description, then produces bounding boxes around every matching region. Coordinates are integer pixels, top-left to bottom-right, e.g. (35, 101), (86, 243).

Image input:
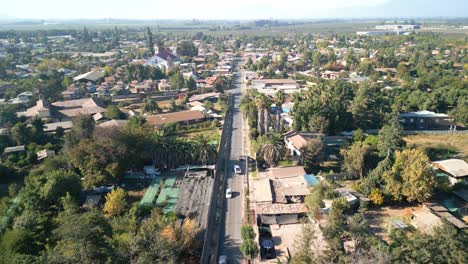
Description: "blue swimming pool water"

(304, 174), (318, 186)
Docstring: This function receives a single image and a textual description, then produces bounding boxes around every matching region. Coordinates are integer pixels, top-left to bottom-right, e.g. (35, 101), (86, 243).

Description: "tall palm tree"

(263, 95), (271, 135)
(255, 94), (266, 135)
(192, 134), (217, 165)
(258, 133), (285, 167)
(274, 90), (286, 132)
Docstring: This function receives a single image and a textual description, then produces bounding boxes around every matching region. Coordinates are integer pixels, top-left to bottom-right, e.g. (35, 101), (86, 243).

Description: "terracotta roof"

(146, 110), (205, 126)
(285, 131), (323, 150)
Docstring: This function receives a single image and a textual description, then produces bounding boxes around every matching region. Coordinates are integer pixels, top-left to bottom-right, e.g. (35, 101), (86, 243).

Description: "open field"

(404, 134), (468, 160)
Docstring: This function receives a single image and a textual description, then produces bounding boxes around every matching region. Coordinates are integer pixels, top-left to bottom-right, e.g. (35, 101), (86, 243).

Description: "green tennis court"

(156, 188), (180, 213)
(155, 176), (180, 213)
(139, 178), (162, 207)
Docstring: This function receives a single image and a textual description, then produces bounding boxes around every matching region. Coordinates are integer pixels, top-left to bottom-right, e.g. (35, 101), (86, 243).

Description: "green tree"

(258, 133), (285, 167)
(103, 188), (127, 218)
(143, 97), (161, 114)
(169, 72), (185, 89)
(105, 105), (125, 119)
(39, 169), (82, 205)
(47, 209), (115, 263)
(185, 77), (197, 91)
(300, 139), (324, 171)
(192, 134), (217, 165)
(240, 239), (258, 261)
(377, 117), (405, 157)
(383, 148), (436, 202)
(241, 225), (255, 240)
(146, 27), (154, 55)
(342, 142), (370, 178)
(274, 90), (286, 132)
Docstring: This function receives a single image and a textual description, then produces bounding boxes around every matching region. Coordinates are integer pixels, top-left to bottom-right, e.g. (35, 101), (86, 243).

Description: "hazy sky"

(2, 0), (468, 20)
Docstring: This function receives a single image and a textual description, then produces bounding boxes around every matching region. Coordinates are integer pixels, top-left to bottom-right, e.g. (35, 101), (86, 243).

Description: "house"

(284, 131), (323, 157)
(254, 166), (310, 225)
(3, 145), (25, 155)
(399, 111), (454, 130)
(8, 91), (33, 104)
(44, 121), (74, 133)
(158, 79), (173, 91)
(145, 48), (180, 71)
(432, 159), (468, 185)
(251, 79), (301, 95)
(36, 149), (55, 161)
(20, 97), (106, 121)
(18, 96), (52, 118)
(61, 85), (82, 100)
(145, 110), (205, 127)
(321, 70), (341, 80)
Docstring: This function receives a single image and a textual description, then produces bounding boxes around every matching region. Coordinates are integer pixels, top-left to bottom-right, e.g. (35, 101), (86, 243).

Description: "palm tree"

(274, 90), (286, 132)
(255, 94), (266, 135)
(193, 134), (217, 165)
(263, 95), (271, 135)
(258, 133), (285, 167)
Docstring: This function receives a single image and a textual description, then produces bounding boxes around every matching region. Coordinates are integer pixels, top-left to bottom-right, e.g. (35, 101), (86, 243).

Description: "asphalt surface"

(219, 66), (245, 263)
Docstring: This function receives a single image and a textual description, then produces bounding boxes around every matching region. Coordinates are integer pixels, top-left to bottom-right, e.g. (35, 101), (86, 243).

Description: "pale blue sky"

(1, 0), (467, 20)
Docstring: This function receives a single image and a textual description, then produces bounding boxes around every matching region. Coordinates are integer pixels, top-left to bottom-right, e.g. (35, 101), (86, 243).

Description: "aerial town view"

(0, 0), (467, 263)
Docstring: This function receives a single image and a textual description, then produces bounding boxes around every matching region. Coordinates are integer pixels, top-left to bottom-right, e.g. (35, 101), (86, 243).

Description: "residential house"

(145, 110), (205, 127)
(254, 166), (310, 225)
(284, 131), (323, 157)
(44, 121), (74, 133)
(399, 111), (454, 130)
(321, 70), (341, 80)
(36, 149), (55, 161)
(158, 79), (173, 91)
(432, 159), (468, 185)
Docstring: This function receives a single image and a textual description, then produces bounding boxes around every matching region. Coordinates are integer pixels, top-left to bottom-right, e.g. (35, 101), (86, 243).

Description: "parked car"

(218, 255), (227, 264)
(226, 188), (232, 199)
(233, 165), (241, 174)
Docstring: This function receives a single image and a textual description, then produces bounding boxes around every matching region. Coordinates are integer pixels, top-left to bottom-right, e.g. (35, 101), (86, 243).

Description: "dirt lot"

(364, 205), (419, 241)
(404, 134), (468, 160)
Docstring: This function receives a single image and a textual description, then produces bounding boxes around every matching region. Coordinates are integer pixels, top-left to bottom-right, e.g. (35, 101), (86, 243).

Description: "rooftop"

(269, 166), (306, 179)
(400, 110), (449, 118)
(432, 159), (468, 178)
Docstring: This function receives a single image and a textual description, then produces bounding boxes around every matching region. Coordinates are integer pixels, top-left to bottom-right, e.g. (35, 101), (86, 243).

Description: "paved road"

(219, 64), (245, 263)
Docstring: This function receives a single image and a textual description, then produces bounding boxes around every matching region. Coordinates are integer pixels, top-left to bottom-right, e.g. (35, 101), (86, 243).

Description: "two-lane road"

(219, 65), (245, 263)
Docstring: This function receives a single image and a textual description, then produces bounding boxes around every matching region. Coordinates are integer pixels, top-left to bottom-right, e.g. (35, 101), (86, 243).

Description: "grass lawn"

(178, 128), (221, 141)
(404, 134), (468, 160)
